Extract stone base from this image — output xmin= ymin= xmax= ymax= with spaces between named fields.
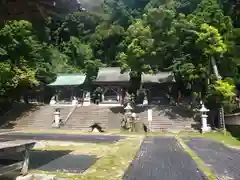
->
xmin=72 ymin=100 xmax=78 ymax=106
xmin=49 ymin=100 xmax=56 ymax=105
xmin=83 ymin=101 xmax=91 ymax=106
xmin=52 ymin=123 xmax=60 ymax=128
xmin=16 ymin=174 xmax=34 ymax=180
xmin=201 ymin=126 xmax=211 ymax=133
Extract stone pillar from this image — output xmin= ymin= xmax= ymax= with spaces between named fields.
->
xmin=117 ymin=87 xmax=120 ymax=102
xmin=101 ymin=94 xmax=104 ymax=102
xmin=148 ymin=108 xmax=152 ymax=132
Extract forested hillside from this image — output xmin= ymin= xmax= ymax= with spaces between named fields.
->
xmin=0 ymin=0 xmax=239 ymax=112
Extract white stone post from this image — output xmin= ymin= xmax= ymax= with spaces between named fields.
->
xmin=199 ymin=102 xmax=211 ymax=133
xmin=53 ymin=109 xmax=60 ymax=128
xmin=102 ymin=94 xmax=104 ymax=102
xmin=148 ymin=108 xmax=152 ymax=132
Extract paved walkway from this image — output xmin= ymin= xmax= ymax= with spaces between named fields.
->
xmin=184 ymin=138 xmax=240 ymax=180
xmin=0 ymin=132 xmax=124 ymax=143
xmin=123 ymin=137 xmax=206 ymax=180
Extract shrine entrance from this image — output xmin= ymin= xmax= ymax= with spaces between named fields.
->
xmin=92 ymin=67 xmax=130 ymax=106
xmin=141 ymin=72 xmax=175 ymax=105
xmin=48 ymin=73 xmax=87 ymax=104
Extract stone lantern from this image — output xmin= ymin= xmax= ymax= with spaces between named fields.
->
xmin=199 ymin=101 xmax=211 ymax=133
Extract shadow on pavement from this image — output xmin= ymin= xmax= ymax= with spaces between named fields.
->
xmin=30 ymin=150 xmax=99 ymax=173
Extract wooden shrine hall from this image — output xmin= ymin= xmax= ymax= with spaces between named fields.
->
xmin=47 ymin=67 xmax=175 ymax=106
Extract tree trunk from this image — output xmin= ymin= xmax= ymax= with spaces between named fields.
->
xmin=211 ymin=56 xmax=221 ymax=80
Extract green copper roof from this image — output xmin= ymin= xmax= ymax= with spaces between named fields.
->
xmin=94 ymin=67 xmax=130 ymax=83
xmin=93 ymin=67 xmax=174 ymax=84
xmin=48 ymin=73 xmax=86 ymax=86
xmin=141 ymin=72 xmax=175 ymax=83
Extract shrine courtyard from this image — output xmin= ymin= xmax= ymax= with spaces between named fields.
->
xmin=1 ymin=130 xmax=240 ymax=180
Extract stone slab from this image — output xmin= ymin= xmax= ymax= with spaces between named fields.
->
xmin=29 ymin=151 xmax=98 ymax=173
xmin=123 ymin=136 xmax=206 ymax=180
xmin=16 ymin=174 xmax=34 ymax=180
xmin=184 ymin=137 xmax=240 ymax=180
xmin=0 ymin=132 xmax=124 ymax=144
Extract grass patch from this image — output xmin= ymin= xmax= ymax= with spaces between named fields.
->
xmin=31 ymin=136 xmax=143 ymax=180
xmin=33 ymin=141 xmax=111 ymax=156
xmin=176 ymin=136 xmax=216 ymax=180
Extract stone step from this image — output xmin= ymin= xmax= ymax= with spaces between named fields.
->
xmin=6 ymin=105 xmax=73 ymax=129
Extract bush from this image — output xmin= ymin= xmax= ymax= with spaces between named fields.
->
xmin=206 ymin=79 xmax=237 ymax=113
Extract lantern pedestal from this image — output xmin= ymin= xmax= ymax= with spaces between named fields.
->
xmin=201 ymin=114 xmax=211 ymax=133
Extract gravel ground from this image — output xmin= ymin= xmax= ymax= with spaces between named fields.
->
xmin=0 ymin=132 xmax=124 ymax=143
xmin=29 ymin=150 xmax=98 ymax=173
xmin=123 ymin=136 xmax=206 ymax=180
xmin=184 ymin=138 xmax=240 ymax=180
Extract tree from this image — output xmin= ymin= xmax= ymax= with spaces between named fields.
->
xmin=61 ymin=36 xmax=102 ymax=78
xmin=91 ymin=23 xmax=125 ymax=66
xmin=117 ymin=19 xmax=154 ymax=92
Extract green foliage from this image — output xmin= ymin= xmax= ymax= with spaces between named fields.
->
xmin=118 ymin=19 xmax=154 ymax=75
xmin=91 ymin=23 xmax=125 ymax=66
xmin=0 ymin=0 xmax=239 ymax=111
xmin=196 ymin=23 xmax=227 ymax=55
xmin=206 ymin=79 xmax=236 ymax=112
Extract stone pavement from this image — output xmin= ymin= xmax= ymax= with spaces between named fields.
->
xmin=123 ymin=136 xmax=206 ymax=180
xmin=0 ymin=132 xmax=124 ymax=143
xmin=184 ymin=138 xmax=240 ymax=180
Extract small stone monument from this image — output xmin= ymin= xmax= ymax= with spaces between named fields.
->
xmin=143 ymin=96 xmax=148 ymax=106
xmin=199 ymin=101 xmax=211 ymax=133
xmin=49 ymin=96 xmax=56 ymax=105
xmin=72 ymin=96 xmax=78 ymax=106
xmin=83 ymin=92 xmax=91 ymax=106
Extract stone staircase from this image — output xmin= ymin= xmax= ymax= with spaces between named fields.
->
xmin=138 ymin=105 xmax=199 ymax=132
xmin=63 ymin=105 xmax=123 ymax=130
xmin=2 ymin=104 xmax=73 ymax=129
xmin=1 ymin=103 xmax=199 ymax=131
xmin=62 ymin=105 xmax=199 ymax=132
